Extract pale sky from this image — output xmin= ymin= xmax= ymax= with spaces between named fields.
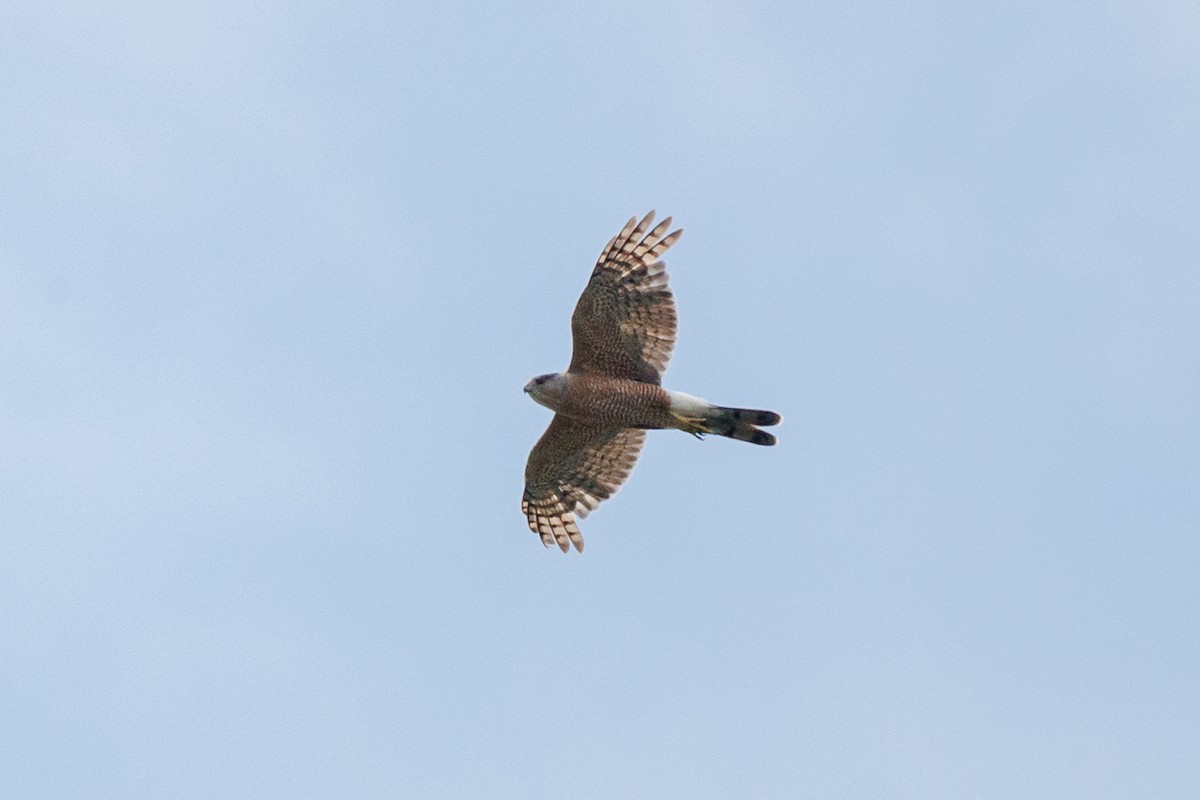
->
xmin=2 ymin=2 xmax=1198 ymax=798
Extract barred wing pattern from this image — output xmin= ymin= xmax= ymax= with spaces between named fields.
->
xmin=522 ymin=415 xmax=647 ymax=553
xmin=568 ymin=211 xmax=682 ymax=385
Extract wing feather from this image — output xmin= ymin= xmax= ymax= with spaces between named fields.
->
xmin=522 ymin=416 xmax=646 ymax=552
xmin=568 ymin=211 xmax=682 ymax=384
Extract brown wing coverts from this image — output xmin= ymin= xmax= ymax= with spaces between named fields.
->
xmin=522 ymin=416 xmax=647 ymax=552
xmin=568 ymin=211 xmax=682 ymax=384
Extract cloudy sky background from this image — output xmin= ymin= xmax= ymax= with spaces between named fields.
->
xmin=2 ymin=2 xmax=1198 ymax=797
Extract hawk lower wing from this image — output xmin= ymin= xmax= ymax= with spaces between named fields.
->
xmin=522 ymin=415 xmax=647 ymax=552
xmin=568 ymin=211 xmax=682 ymax=384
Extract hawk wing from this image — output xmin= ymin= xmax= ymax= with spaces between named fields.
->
xmin=522 ymin=415 xmax=647 ymax=552
xmin=568 ymin=211 xmax=682 ymax=384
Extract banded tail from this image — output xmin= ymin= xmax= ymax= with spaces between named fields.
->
xmin=667 ymin=391 xmax=782 ymax=446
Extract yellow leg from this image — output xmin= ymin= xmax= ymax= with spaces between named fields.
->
xmin=670 ymin=411 xmax=708 ymax=436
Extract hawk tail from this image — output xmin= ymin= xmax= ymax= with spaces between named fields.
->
xmin=667 ymin=391 xmax=781 ymax=446
xmin=702 ymin=406 xmax=781 ymax=446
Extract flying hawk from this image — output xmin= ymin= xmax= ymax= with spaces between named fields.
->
xmin=522 ymin=212 xmax=780 ymax=552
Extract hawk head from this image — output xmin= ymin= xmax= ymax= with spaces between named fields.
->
xmin=524 ymin=373 xmax=568 ymax=412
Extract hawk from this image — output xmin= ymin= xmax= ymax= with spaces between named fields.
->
xmin=522 ymin=211 xmax=781 ymax=552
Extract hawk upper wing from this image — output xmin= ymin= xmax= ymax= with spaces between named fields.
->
xmin=568 ymin=211 xmax=682 ymax=384
xmin=522 ymin=414 xmax=647 ymax=552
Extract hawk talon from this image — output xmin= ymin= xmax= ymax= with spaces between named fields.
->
xmin=669 ymin=411 xmax=708 ymax=436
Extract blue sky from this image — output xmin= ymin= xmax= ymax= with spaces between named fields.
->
xmin=2 ymin=1 xmax=1197 ymax=797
